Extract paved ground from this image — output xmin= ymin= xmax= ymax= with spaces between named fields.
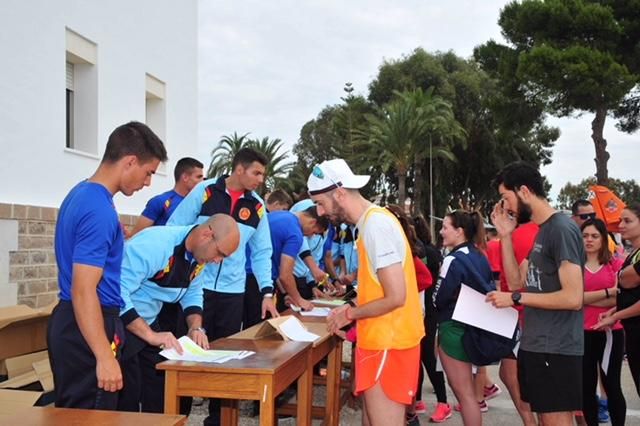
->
xmin=187 ymin=359 xmax=640 ymax=425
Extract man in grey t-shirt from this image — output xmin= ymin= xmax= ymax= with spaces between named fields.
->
xmin=487 ymin=161 xmax=585 ymax=426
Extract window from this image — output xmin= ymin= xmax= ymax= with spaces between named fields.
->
xmin=145 ymin=73 xmax=167 ymax=173
xmin=65 ymin=28 xmax=98 ymax=156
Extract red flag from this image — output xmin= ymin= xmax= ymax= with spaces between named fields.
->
xmin=587 ymin=185 xmax=626 ymax=232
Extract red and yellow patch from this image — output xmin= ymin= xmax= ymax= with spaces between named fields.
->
xmin=256 ymin=203 xmax=265 ymax=219
xmin=239 ymin=207 xmax=251 ymax=221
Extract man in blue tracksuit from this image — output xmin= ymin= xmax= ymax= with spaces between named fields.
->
xmin=117 ymin=214 xmax=239 ymax=413
xmin=166 ymin=148 xmax=276 ymax=426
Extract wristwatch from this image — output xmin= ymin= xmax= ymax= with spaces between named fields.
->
xmin=189 ymin=327 xmax=207 ymax=335
xmin=511 ymin=291 xmax=522 ymax=307
xmin=263 ymin=293 xmax=273 ymax=299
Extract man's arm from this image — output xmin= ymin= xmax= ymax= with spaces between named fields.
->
xmin=125 ymin=317 xmax=183 ymax=353
xmin=487 ymin=260 xmax=583 ymax=310
xmin=185 ymin=313 xmax=208 ymax=349
xmin=166 ymin=181 xmax=207 ymax=225
xmin=129 ymin=216 xmax=154 ymax=238
xmin=71 ymin=264 xmax=123 ymax=392
xmin=492 ymin=203 xmax=525 ymax=290
xmin=279 ymin=255 xmax=313 ymax=311
xmin=328 ymin=262 xmax=405 ymax=333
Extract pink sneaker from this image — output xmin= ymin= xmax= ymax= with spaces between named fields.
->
xmin=430 ymin=402 xmax=453 ymax=423
xmin=414 ymin=400 xmax=427 ymax=414
xmin=483 ymin=383 xmax=502 ymax=400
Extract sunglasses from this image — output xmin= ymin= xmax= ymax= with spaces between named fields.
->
xmin=577 ymin=213 xmax=596 ymax=220
xmin=311 ymin=165 xmax=342 ymax=192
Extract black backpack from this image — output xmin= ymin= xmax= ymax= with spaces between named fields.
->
xmin=452 ymin=251 xmax=520 ymax=366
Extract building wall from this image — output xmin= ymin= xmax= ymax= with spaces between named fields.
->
xmin=0 ymin=0 xmax=199 ymax=216
xmin=0 ymin=1 xmax=199 ymax=307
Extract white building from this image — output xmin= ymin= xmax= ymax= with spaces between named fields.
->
xmin=0 ymin=0 xmax=199 ymax=214
xmin=0 ymin=1 xmax=199 ymax=307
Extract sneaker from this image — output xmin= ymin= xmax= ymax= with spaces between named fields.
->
xmin=406 ymin=413 xmax=420 ymax=426
xmin=483 ymin=384 xmax=502 ymax=400
xmin=598 ymin=398 xmax=610 ymax=423
xmin=430 ymin=402 xmax=453 ymax=423
xmin=414 ymin=400 xmax=427 ymax=414
xmin=454 ymin=400 xmax=488 ymax=413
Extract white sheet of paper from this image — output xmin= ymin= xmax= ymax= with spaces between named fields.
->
xmin=160 ymin=336 xmax=255 ymax=363
xmin=277 ymin=316 xmax=320 ymax=342
xmin=299 ymin=307 xmax=331 ymax=317
xmin=452 ymin=284 xmax=518 ymax=338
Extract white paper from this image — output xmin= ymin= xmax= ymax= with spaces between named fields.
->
xmin=160 ymin=336 xmax=255 ymax=363
xmin=452 ymin=284 xmax=519 ymax=338
xmin=277 ymin=316 xmax=320 ymax=342
xmin=299 ymin=307 xmax=331 ymax=317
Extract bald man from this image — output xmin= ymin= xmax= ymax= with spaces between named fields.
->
xmin=117 ymin=214 xmax=239 ymax=413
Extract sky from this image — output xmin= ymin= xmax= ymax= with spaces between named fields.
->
xmin=198 ymin=0 xmax=637 ymax=202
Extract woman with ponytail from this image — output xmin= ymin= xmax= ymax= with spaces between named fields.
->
xmin=433 ymin=210 xmax=492 ymax=426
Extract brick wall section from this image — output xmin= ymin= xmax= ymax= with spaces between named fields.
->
xmin=0 ymin=202 xmax=138 ymax=308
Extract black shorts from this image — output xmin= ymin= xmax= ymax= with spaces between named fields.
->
xmin=518 ymin=349 xmax=582 ymax=413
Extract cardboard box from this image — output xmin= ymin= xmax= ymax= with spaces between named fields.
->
xmin=0 ymin=352 xmax=54 ymax=417
xmin=230 ymin=315 xmax=330 ymax=346
xmin=0 ymin=303 xmax=55 ymax=369
xmin=0 ymin=389 xmax=42 ymax=421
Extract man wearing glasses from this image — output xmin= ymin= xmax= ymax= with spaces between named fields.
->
xmin=571 ymin=199 xmax=597 ymax=226
xmin=307 ymin=159 xmax=424 ymax=426
xmin=117 ymin=214 xmax=240 ymax=413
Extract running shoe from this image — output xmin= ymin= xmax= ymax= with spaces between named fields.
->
xmin=453 ymin=400 xmax=488 ymax=413
xmin=430 ymin=402 xmax=452 ymax=423
xmin=406 ymin=412 xmax=421 ymax=426
xmin=598 ymin=398 xmax=610 ymax=423
xmin=483 ymin=383 xmax=502 ymax=400
xmin=414 ymin=400 xmax=427 ymax=414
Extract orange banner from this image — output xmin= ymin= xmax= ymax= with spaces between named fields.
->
xmin=587 ymin=185 xmax=626 ymax=233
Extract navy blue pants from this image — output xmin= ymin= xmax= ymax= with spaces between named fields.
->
xmin=47 ymin=301 xmax=124 ymax=410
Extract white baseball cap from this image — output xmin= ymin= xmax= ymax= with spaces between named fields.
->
xmin=307 ymin=159 xmax=370 ymax=195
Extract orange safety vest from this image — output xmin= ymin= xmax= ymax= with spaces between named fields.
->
xmin=355 ymin=207 xmax=425 ymax=350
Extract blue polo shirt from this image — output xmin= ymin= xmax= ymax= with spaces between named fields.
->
xmin=268 ymin=211 xmax=304 ymax=279
xmin=54 ymin=181 xmax=124 ymax=308
xmin=141 ymin=189 xmax=184 ymax=226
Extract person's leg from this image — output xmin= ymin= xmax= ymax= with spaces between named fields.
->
xmin=139 ymin=343 xmax=166 ymax=413
xmin=475 ymin=367 xmax=487 ymax=406
xmin=601 ymin=329 xmax=626 ymax=426
xmin=582 ymin=332 xmax=600 ymax=426
xmin=624 ymin=325 xmax=640 ymax=397
xmin=361 ymin=381 xmax=406 ymax=426
xmin=242 ymin=273 xmax=262 ymax=329
xmin=204 ymin=292 xmax=245 ymax=426
xmin=499 ymin=357 xmax=536 ymax=425
xmin=438 ymin=347 xmax=481 ymax=426
xmin=538 ymin=412 xmax=574 ymax=426
xmin=423 ymin=297 xmax=447 ymax=404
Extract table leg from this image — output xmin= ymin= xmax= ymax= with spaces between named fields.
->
xmin=220 ymin=399 xmax=239 ymax=426
xmin=163 ymin=371 xmax=180 ymax=414
xmin=297 ymin=349 xmax=313 ymax=426
xmin=325 ymin=339 xmax=343 ymax=426
xmin=259 ymin=380 xmax=275 ymax=426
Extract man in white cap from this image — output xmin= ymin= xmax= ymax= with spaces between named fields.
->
xmin=307 ymin=159 xmax=425 ymax=426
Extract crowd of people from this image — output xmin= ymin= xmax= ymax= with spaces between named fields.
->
xmin=47 ymin=121 xmax=640 ymax=426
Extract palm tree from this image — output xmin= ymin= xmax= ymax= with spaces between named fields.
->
xmin=246 ymin=137 xmax=294 ymax=192
xmin=207 ymin=132 xmax=251 ymax=178
xmin=396 ymin=87 xmax=466 ymax=215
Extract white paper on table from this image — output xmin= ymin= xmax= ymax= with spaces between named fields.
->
xmin=452 ymin=284 xmax=519 ymax=338
xmin=299 ymin=307 xmax=331 ymax=317
xmin=160 ymin=336 xmax=255 ymax=363
xmin=277 ymin=316 xmax=320 ymax=342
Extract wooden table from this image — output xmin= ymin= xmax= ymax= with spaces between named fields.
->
xmin=0 ymin=406 xmax=186 ymax=425
xmin=230 ymin=311 xmax=344 ymax=426
xmin=157 ymin=338 xmax=311 ymax=426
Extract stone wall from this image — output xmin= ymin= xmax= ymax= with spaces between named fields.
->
xmin=0 ymin=203 xmax=137 ymax=308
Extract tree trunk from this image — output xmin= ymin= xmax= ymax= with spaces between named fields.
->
xmin=591 ymin=107 xmax=610 ymax=186
xmin=413 ymin=153 xmax=423 ymax=215
xmin=398 ymin=170 xmax=406 ymax=209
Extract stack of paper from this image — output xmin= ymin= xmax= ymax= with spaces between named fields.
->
xmin=299 ymin=307 xmax=331 ymax=317
xmin=277 ymin=316 xmax=320 ymax=342
xmin=160 ymin=336 xmax=255 ymax=363
xmin=311 ymin=299 xmax=346 ymax=307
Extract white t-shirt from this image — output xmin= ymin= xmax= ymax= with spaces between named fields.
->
xmin=355 ymin=206 xmax=406 ymax=278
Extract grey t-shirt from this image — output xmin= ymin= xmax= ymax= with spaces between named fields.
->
xmin=521 ymin=212 xmax=585 ymax=355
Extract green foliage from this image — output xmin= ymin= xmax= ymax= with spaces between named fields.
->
xmin=489 ymin=0 xmax=640 ymax=184
xmin=556 ymin=176 xmax=640 ymax=209
xmin=207 ymin=132 xmax=251 ymax=178
xmin=246 ymin=137 xmax=293 ymax=193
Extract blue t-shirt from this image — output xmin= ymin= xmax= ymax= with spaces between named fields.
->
xmin=141 ymin=189 xmax=184 ymax=226
xmin=55 ymin=181 xmax=124 ymax=307
xmin=268 ymin=211 xmax=304 ymax=280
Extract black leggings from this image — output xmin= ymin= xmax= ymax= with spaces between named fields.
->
xmin=582 ymin=330 xmax=626 ymax=426
xmin=624 ymin=324 xmax=640 ymax=398
xmin=417 ymin=287 xmax=447 ymax=403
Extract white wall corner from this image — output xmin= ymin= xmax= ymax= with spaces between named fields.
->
xmin=0 ymin=219 xmax=19 ymax=307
